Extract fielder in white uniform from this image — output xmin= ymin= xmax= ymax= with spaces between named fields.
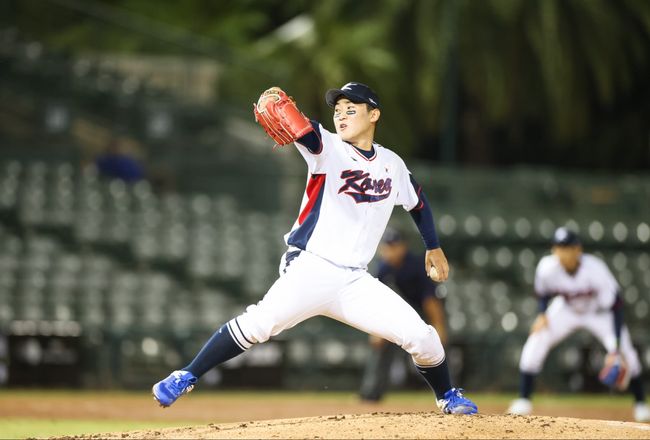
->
xmin=507 ymin=227 xmax=650 ymax=422
xmin=152 ymin=82 xmax=477 ymax=415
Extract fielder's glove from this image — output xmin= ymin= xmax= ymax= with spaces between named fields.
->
xmin=598 ymin=352 xmax=630 ymax=391
xmin=253 ymin=87 xmax=312 ymax=146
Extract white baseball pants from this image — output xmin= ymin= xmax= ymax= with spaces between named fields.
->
xmin=519 ymin=298 xmax=642 ymax=377
xmin=232 ymin=249 xmax=445 ymax=367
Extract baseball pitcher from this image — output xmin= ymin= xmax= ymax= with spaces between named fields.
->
xmin=152 ymin=83 xmax=477 ymax=415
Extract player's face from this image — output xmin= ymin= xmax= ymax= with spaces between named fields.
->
xmin=333 ymin=98 xmax=380 ymax=145
xmin=379 ymin=241 xmax=408 ymax=267
xmin=552 ymin=245 xmax=583 ymax=273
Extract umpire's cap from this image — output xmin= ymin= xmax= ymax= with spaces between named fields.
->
xmin=381 ymin=227 xmax=404 ymax=245
xmin=552 ymin=227 xmax=581 ymax=246
xmin=326 ymin=82 xmax=381 ymax=109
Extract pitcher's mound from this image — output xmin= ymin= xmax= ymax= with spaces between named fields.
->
xmin=66 ymin=412 xmax=650 ymax=439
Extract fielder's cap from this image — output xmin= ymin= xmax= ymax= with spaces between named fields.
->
xmin=325 ymin=82 xmax=381 ymax=109
xmin=381 ymin=227 xmax=404 ymax=245
xmin=552 ymin=227 xmax=581 ymax=246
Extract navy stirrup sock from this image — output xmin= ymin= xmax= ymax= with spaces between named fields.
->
xmin=416 ymin=358 xmax=453 ymax=400
xmin=184 ymin=323 xmax=246 ymax=378
xmin=520 ymin=372 xmax=536 ymax=399
xmin=629 ymin=376 xmax=646 ymax=403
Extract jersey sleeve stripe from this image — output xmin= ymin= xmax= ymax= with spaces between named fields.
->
xmin=408 ymin=175 xmax=425 ymax=210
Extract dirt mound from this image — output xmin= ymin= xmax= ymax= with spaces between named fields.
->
xmin=62 ymin=412 xmax=650 ymax=439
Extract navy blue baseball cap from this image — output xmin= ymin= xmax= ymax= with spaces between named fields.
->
xmin=325 ymin=82 xmax=381 ymax=109
xmin=381 ymin=227 xmax=404 ymax=245
xmin=552 ymin=227 xmax=581 ymax=246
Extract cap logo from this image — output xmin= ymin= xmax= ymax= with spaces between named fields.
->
xmin=555 ymin=228 xmax=568 ymax=242
xmin=368 ymin=98 xmax=377 ymax=105
xmin=342 ymin=84 xmax=354 ymax=91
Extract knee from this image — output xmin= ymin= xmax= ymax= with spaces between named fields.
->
xmin=233 ymin=304 xmax=272 ymax=345
xmin=402 ymin=325 xmax=445 ymax=367
xmin=623 ymin=348 xmax=642 ymax=377
xmin=518 ymin=334 xmax=548 ymax=374
xmin=519 ymin=357 xmax=542 ymax=375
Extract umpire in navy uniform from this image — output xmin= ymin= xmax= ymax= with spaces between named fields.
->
xmin=359 ymin=227 xmax=448 ymax=402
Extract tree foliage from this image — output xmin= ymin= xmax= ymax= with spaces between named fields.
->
xmin=4 ymin=0 xmax=650 ymax=169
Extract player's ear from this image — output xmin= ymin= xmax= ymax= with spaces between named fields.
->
xmin=369 ymin=108 xmax=380 ymax=123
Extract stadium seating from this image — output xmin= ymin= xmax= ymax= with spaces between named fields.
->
xmin=1 ymin=157 xmax=649 ymax=389
xmin=2 ymin=160 xmax=649 ymax=335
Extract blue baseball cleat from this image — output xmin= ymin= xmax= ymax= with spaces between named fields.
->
xmin=152 ymin=370 xmax=197 ymax=407
xmin=437 ymin=388 xmax=478 ymax=415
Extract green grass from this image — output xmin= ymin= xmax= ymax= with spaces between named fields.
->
xmin=0 ymin=419 xmax=196 ymax=439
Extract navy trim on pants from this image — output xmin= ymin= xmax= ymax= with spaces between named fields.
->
xmin=283 ymin=250 xmax=302 ymax=273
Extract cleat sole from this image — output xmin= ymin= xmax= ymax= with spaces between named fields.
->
xmin=449 ymin=405 xmax=478 ymax=415
xmin=152 ymin=387 xmax=169 ymax=408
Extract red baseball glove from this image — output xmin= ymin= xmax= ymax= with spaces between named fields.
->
xmin=599 ymin=352 xmax=630 ymax=391
xmin=253 ymin=87 xmax=312 ymax=146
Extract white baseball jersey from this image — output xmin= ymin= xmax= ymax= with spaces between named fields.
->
xmin=520 ymin=252 xmax=641 ymax=376
xmin=284 ymin=122 xmax=420 ymax=269
xmin=534 ymin=253 xmax=619 ymax=314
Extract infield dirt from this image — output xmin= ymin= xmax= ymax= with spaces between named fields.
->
xmin=62 ymin=413 xmax=650 ymax=439
xmin=3 ymin=391 xmax=648 ymax=439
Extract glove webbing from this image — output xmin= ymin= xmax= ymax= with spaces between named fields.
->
xmin=257 ymin=107 xmax=294 ymax=145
